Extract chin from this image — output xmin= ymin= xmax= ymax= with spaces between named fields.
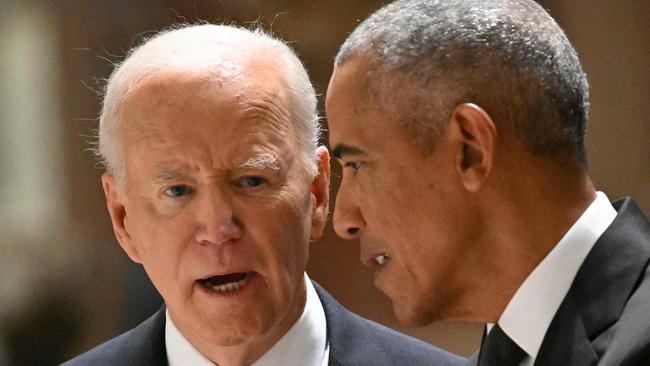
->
xmin=190 ymin=309 xmax=273 ymax=346
xmin=392 ymin=300 xmax=436 ymax=327
xmin=197 ymin=320 xmax=266 ymax=346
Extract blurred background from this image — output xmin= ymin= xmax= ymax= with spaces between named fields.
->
xmin=0 ymin=0 xmax=647 ymax=364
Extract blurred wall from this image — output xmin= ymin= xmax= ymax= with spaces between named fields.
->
xmin=0 ymin=0 xmax=647 ymax=364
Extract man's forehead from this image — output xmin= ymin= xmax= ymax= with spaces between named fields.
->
xmin=122 ymin=60 xmax=289 ymax=109
xmin=118 ymin=62 xmax=303 ymax=178
xmin=120 ymin=68 xmax=293 ymax=135
xmin=118 ymin=70 xmax=239 ymax=138
xmin=327 ymin=77 xmax=375 ymax=159
xmin=327 ymin=55 xmax=378 ymax=127
xmin=124 ymin=68 xmax=239 ymax=104
xmin=328 ymin=56 xmax=416 ymax=160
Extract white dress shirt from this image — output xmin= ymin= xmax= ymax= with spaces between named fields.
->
xmin=488 ymin=191 xmax=617 ymax=366
xmin=166 ymin=273 xmax=329 ymax=366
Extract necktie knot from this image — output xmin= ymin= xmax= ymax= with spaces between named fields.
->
xmin=478 ymin=324 xmax=526 ymax=366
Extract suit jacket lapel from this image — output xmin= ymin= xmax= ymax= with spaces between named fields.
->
xmin=328 ymin=356 xmax=344 ymax=366
xmin=312 ymin=282 xmax=344 ymax=366
xmin=535 ymin=296 xmax=597 ymax=365
xmin=138 ymin=306 xmax=168 ymax=366
xmin=312 ymin=281 xmax=366 ymax=366
xmin=536 ymin=198 xmax=650 ymax=365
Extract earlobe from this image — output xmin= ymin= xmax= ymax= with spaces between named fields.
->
xmin=102 ymin=174 xmax=141 ymax=263
xmin=450 ymin=103 xmax=497 ymax=192
xmin=310 ymin=146 xmax=331 ymax=240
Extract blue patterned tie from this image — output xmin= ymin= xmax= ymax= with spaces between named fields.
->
xmin=477 ymin=324 xmax=526 ymax=366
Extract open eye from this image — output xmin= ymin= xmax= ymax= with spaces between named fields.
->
xmin=344 ymin=161 xmax=363 ymax=170
xmin=163 ymin=185 xmax=191 ymax=197
xmin=239 ymin=176 xmax=267 ymax=188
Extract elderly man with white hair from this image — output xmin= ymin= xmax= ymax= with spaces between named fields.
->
xmin=62 ymin=24 xmax=463 ymax=366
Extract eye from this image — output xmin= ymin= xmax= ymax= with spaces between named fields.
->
xmin=239 ymin=176 xmax=267 ymax=188
xmin=163 ymin=185 xmax=190 ymax=197
xmin=344 ymin=161 xmax=363 ymax=170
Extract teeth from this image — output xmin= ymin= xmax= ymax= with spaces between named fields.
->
xmin=206 ymin=274 xmax=249 ymax=293
xmin=374 ymin=254 xmax=390 ymax=266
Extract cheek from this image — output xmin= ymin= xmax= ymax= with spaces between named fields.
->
xmin=270 ymin=208 xmax=310 ymax=264
xmin=357 ymin=171 xmax=407 ymax=218
xmin=130 ymin=208 xmax=186 ymax=250
xmin=126 ymin=203 xmax=194 ymax=285
xmin=361 ymin=189 xmax=409 ymax=238
xmin=251 ymin=192 xmax=311 ymax=279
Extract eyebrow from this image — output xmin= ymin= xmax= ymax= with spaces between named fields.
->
xmin=237 ymin=153 xmax=281 ymax=170
xmin=331 ymin=144 xmax=366 ymax=159
xmin=150 ymin=154 xmax=281 ymax=183
xmin=152 ymin=168 xmax=185 ymax=183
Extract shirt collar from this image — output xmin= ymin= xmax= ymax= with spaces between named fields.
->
xmin=495 ymin=191 xmax=617 ymax=360
xmin=165 ymin=272 xmax=328 ymax=366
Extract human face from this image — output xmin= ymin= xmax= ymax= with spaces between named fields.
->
xmin=326 ymin=56 xmax=478 ymax=325
xmin=103 ymin=68 xmax=329 ymax=358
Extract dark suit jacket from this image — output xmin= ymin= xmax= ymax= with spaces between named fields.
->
xmin=468 ymin=198 xmax=650 ymax=366
xmin=535 ymin=198 xmax=650 ymax=366
xmin=63 ymin=282 xmax=464 ymax=366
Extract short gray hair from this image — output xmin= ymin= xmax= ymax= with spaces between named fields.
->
xmin=97 ymin=24 xmax=320 ymax=186
xmin=336 ymin=0 xmax=589 ymax=163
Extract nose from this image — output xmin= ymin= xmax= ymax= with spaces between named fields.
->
xmin=194 ymin=188 xmax=242 ymax=245
xmin=333 ymin=179 xmax=366 ymax=240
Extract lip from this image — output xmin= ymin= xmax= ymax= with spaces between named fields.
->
xmin=361 ymin=251 xmax=391 ymax=268
xmin=362 ymin=253 xmax=379 ymax=267
xmin=196 ymin=271 xmax=259 ymax=297
xmin=198 ymin=268 xmax=255 ymax=280
xmin=359 ymin=237 xmax=390 ymax=267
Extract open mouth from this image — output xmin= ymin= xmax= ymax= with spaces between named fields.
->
xmin=363 ymin=252 xmax=391 ymax=268
xmin=374 ymin=254 xmax=390 ymax=266
xmin=199 ymin=272 xmax=251 ymax=294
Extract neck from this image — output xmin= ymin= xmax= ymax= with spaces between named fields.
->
xmin=457 ymin=152 xmax=597 ymax=323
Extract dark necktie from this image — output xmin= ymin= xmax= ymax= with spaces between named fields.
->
xmin=477 ymin=324 xmax=527 ymax=366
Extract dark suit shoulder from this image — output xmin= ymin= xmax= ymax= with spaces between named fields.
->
xmin=597 ymin=198 xmax=650 ymax=365
xmin=537 ymin=198 xmax=650 ymax=366
xmin=61 ymin=308 xmax=166 ymax=366
xmin=599 ymin=260 xmax=650 ymax=365
xmin=313 ymin=282 xmax=464 ymax=366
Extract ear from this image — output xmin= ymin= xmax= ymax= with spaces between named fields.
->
xmin=448 ymin=103 xmax=497 ymax=192
xmin=309 ymin=146 xmax=330 ymax=240
xmin=102 ymin=173 xmax=141 ymax=263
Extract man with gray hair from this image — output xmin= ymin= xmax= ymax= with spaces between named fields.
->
xmin=63 ymin=24 xmax=463 ymax=366
xmin=326 ymin=0 xmax=650 ymax=365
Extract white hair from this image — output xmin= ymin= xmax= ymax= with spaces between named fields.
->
xmin=96 ymin=24 xmax=320 ymax=187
